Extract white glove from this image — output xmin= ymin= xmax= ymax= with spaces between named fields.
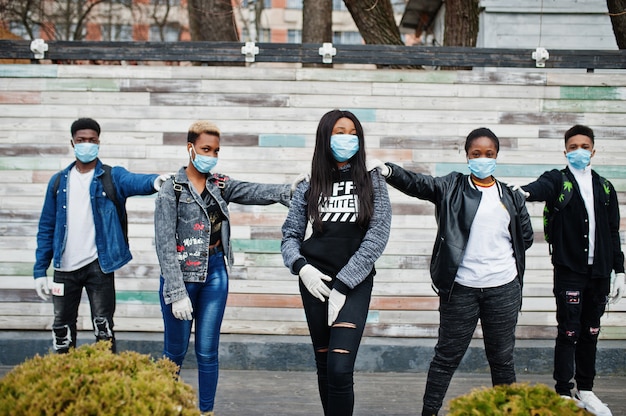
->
xmin=507 ymin=183 xmax=530 ymax=199
xmin=328 ymin=289 xmax=347 ymax=326
xmin=154 ymin=173 xmax=172 ymax=191
xmin=35 ymin=277 xmax=50 ymax=301
xmin=299 ymin=264 xmax=332 ymax=302
xmin=171 ymin=296 xmax=193 ymax=320
xmin=366 ymin=158 xmax=390 ymax=177
xmin=291 ymin=173 xmax=310 ymax=193
xmin=609 ymin=273 xmax=625 ymax=304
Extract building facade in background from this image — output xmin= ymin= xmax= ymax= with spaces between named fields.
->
xmin=400 ymin=0 xmax=617 ymax=49
xmin=3 ymin=0 xmax=407 ymax=44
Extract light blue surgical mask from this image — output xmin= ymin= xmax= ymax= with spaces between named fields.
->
xmin=189 ymin=146 xmax=218 ymax=174
xmin=330 ymin=134 xmax=359 ymax=162
xmin=468 ymin=157 xmax=497 ymax=179
xmin=566 ymin=148 xmax=591 ymax=170
xmin=73 ymin=142 xmax=99 ymax=163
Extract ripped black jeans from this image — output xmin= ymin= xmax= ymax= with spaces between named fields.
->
xmin=52 ymin=259 xmax=116 ymax=353
xmin=300 ymin=273 xmax=373 ymax=416
xmin=553 ymin=266 xmax=609 ymax=395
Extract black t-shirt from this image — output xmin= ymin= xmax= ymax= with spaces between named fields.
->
xmin=201 ymin=188 xmax=225 ymax=245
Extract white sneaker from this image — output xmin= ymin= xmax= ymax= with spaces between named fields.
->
xmin=576 ymin=390 xmax=612 ymax=416
xmin=560 ymin=395 xmax=585 ymax=409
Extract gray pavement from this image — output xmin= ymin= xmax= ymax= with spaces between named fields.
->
xmin=1 ymin=331 xmax=625 ymax=415
xmin=186 ymin=369 xmax=625 ymax=415
xmin=1 ymin=367 xmax=624 ymax=415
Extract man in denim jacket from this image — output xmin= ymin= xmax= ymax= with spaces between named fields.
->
xmin=33 ymin=117 xmax=167 ymax=353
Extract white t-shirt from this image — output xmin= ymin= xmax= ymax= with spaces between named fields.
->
xmin=58 ymin=167 xmax=98 ymax=272
xmin=567 ymin=161 xmax=595 ymax=265
xmin=455 ymin=182 xmax=518 ymax=288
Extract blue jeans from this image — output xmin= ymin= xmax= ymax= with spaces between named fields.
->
xmin=422 ymin=279 xmax=521 ymax=415
xmin=553 ymin=266 xmax=609 ymax=395
xmin=52 ymin=259 xmax=116 ymax=353
xmin=160 ymin=252 xmax=229 ymax=412
xmin=300 ymin=274 xmax=373 ymax=416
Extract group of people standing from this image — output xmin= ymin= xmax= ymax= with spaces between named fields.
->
xmin=33 ymin=113 xmax=624 ymax=416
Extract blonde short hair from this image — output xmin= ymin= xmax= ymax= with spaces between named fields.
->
xmin=187 ymin=121 xmax=221 ymax=142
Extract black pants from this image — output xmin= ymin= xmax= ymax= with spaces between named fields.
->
xmin=300 ymin=274 xmax=373 ymax=416
xmin=553 ymin=266 xmax=609 ymax=395
xmin=52 ymin=259 xmax=116 ymax=353
xmin=422 ymin=279 xmax=521 ymax=415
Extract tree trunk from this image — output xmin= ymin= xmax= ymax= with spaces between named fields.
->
xmin=443 ymin=0 xmax=480 ymax=70
xmin=343 ymin=0 xmax=415 ymax=68
xmin=303 ymin=0 xmax=332 ymax=43
xmin=343 ymin=0 xmax=404 ymax=45
xmin=607 ymin=0 xmax=626 ymax=48
xmin=302 ymin=0 xmax=332 ymax=68
xmin=187 ymin=0 xmax=239 ymax=42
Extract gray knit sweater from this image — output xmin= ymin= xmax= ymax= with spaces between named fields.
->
xmin=281 ymin=168 xmax=391 ymax=290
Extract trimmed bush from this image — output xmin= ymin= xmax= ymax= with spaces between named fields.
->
xmin=0 ymin=342 xmax=200 ymax=416
xmin=448 ymin=382 xmax=592 ymax=415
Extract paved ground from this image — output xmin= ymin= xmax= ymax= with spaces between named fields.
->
xmin=1 ymin=365 xmax=623 ymax=415
xmin=183 ymin=369 xmax=623 ymax=415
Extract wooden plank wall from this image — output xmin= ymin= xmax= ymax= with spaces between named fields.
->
xmin=0 ymin=64 xmax=624 ymax=341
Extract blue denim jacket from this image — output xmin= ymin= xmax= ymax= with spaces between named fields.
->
xmin=155 ymin=166 xmax=291 ymax=305
xmin=34 ymin=159 xmax=159 ymax=278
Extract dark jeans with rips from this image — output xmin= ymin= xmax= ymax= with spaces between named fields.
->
xmin=300 ymin=273 xmax=373 ymax=416
xmin=422 ymin=278 xmax=521 ymax=416
xmin=553 ymin=266 xmax=609 ymax=396
xmin=52 ymin=259 xmax=116 ymax=353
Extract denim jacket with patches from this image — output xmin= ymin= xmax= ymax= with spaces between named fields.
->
xmin=155 ymin=166 xmax=291 ymax=305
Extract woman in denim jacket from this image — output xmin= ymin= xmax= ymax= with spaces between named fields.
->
xmin=155 ymin=120 xmax=292 ymax=416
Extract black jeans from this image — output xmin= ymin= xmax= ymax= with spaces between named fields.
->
xmin=553 ymin=266 xmax=609 ymax=395
xmin=300 ymin=274 xmax=373 ymax=416
xmin=422 ymin=279 xmax=521 ymax=416
xmin=52 ymin=259 xmax=116 ymax=353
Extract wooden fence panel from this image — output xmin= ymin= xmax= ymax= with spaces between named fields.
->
xmin=0 ymin=63 xmax=625 ymax=342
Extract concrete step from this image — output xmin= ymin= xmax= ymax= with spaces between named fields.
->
xmin=1 ymin=331 xmax=624 ymax=375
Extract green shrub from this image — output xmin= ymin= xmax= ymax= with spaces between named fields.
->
xmin=448 ymin=382 xmax=592 ymax=416
xmin=0 ymin=341 xmax=200 ymax=416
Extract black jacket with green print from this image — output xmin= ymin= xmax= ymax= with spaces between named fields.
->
xmin=523 ymin=167 xmax=624 ymax=278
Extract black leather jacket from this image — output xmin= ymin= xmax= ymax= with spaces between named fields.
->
xmin=385 ymin=163 xmax=534 ymax=299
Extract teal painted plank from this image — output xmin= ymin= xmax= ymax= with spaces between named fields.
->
xmin=543 ymin=99 xmax=626 ymax=113
xmin=366 ymin=310 xmax=379 ymax=324
xmin=47 ymin=79 xmax=119 ymax=92
xmin=594 ymin=166 xmax=626 ymax=179
xmin=116 ymin=290 xmax=160 ymax=304
xmin=231 ymin=239 xmax=281 ymax=253
xmin=343 ymin=108 xmax=377 ymax=122
xmin=0 ymin=64 xmax=58 ymax=78
xmin=435 ymin=163 xmax=626 ymax=179
xmin=561 ymin=86 xmax=622 ymax=100
xmin=258 ymin=134 xmax=306 ymax=148
xmin=298 ymin=70 xmax=457 ymax=84
xmin=0 ymin=262 xmax=34 ymax=276
xmin=0 ymin=157 xmax=62 ymax=170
